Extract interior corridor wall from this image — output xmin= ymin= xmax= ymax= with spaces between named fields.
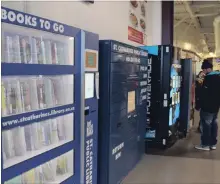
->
xmin=2 ymin=1 xmax=158 ymax=46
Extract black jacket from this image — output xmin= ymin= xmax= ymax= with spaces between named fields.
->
xmin=195 ymin=78 xmax=203 ymax=110
xmin=200 ymin=71 xmax=220 ymax=113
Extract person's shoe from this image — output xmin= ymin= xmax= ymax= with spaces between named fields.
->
xmin=210 ymin=145 xmax=217 ymax=150
xmin=195 ymin=145 xmax=210 ymax=151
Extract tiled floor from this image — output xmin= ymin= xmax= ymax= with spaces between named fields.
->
xmin=123 ymin=155 xmax=220 ymax=184
xmin=148 ymin=112 xmax=220 ymax=160
xmin=123 ymin=112 xmax=220 ymax=184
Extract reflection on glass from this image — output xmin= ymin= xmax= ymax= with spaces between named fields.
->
xmin=2 ymin=114 xmax=74 ymax=169
xmin=2 ymin=23 xmax=74 ymax=65
xmin=1 ymin=75 xmax=74 ymax=117
xmin=4 ymin=150 xmax=74 ymax=184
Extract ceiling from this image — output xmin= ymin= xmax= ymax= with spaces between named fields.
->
xmin=174 ymin=1 xmax=220 ymax=55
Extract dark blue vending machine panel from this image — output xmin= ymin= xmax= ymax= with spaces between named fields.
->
xmin=140 ymin=45 xmax=182 ymax=148
xmin=1 ymin=7 xmax=98 ymax=184
xmin=99 ymin=40 xmax=148 ymax=184
xmin=82 ymin=31 xmax=99 ymax=184
xmin=180 ymin=59 xmax=192 ymax=137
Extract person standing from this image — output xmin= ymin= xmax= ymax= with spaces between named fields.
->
xmin=195 ymin=71 xmax=205 ymax=132
xmin=195 ymin=60 xmax=220 ymax=151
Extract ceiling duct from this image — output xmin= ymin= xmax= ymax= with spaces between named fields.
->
xmin=214 ymin=16 xmax=220 ymax=57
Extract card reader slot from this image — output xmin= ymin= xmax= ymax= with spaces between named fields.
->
xmin=85 ymin=109 xmax=89 ymax=116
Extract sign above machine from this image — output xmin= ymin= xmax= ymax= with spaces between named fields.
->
xmin=1 ymin=7 xmax=75 ymax=36
xmin=112 ymin=42 xmax=148 ymax=57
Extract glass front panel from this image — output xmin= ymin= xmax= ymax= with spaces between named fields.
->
xmin=4 ymin=150 xmax=74 ymax=183
xmin=1 ymin=75 xmax=74 ymax=117
xmin=1 ymin=23 xmax=74 ymax=65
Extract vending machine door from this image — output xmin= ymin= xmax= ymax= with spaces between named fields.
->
xmin=179 ymin=58 xmax=192 ymax=137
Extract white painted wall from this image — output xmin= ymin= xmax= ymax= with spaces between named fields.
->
xmin=2 ymin=1 xmax=160 ymax=47
xmin=145 ymin=1 xmax=162 ymax=45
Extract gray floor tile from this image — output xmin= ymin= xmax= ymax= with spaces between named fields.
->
xmin=123 ymin=113 xmax=220 ymax=184
xmin=123 ymin=155 xmax=219 ymax=184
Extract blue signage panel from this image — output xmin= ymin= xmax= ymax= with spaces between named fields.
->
xmin=1 ymin=7 xmax=80 ymax=36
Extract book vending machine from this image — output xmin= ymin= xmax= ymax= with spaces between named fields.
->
xmin=140 ymin=45 xmax=183 ymax=148
xmin=98 ymin=40 xmax=148 ymax=184
xmin=1 ymin=7 xmax=99 ymax=184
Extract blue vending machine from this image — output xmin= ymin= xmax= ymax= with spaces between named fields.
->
xmin=1 ymin=7 xmax=99 ymax=184
xmin=140 ymin=45 xmax=184 ymax=149
xmin=98 ymin=40 xmax=148 ymax=184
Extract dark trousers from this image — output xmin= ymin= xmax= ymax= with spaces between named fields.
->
xmin=200 ymin=110 xmax=218 ymax=146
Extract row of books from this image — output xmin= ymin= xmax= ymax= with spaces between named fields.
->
xmin=1 ymin=76 xmax=74 ymax=117
xmin=2 ymin=32 xmax=71 ymax=65
xmin=172 ymin=92 xmax=180 ymax=105
xmin=5 ymin=150 xmax=74 ymax=184
xmin=171 ymin=75 xmax=181 ymax=89
xmin=2 ymin=114 xmax=73 ymax=162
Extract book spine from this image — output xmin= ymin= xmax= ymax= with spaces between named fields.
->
xmin=20 ymin=37 xmax=28 ymax=64
xmin=50 ymin=119 xmax=59 ymax=144
xmin=41 ymin=120 xmax=52 ymax=146
xmin=66 ymin=150 xmax=74 ymax=174
xmin=41 ymin=39 xmax=46 ymax=64
xmin=63 ymin=114 xmax=74 ymax=140
xmin=42 ymin=161 xmax=56 ymax=181
xmin=31 ymin=123 xmax=42 ymax=150
xmin=32 ymin=38 xmax=38 ymax=64
xmin=2 ymin=130 xmax=15 ymax=159
xmin=57 ymin=43 xmax=65 ymax=65
xmin=29 ymin=78 xmax=39 ymax=110
xmin=13 ymin=35 xmax=21 ymax=63
xmin=52 ymin=42 xmax=58 ymax=64
xmin=57 ymin=116 xmax=65 ymax=141
xmin=24 ymin=124 xmax=34 ymax=151
xmin=12 ymin=127 xmax=27 ymax=156
xmin=44 ymin=78 xmax=54 ymax=108
xmin=22 ymin=169 xmax=35 ymax=184
xmin=15 ymin=80 xmax=23 ymax=113
xmin=5 ymin=36 xmax=13 ymax=63
xmin=45 ymin=40 xmax=52 ymax=64
xmin=51 ymin=77 xmax=64 ymax=105
xmin=37 ymin=78 xmax=46 ymax=109
xmin=5 ymin=82 xmax=13 ymax=115
xmin=1 ymin=83 xmax=7 ymax=116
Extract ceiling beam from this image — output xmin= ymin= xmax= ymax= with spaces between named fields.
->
xmin=174 ymin=16 xmax=189 ymax=28
xmin=200 ymin=27 xmax=214 ymax=34
xmin=203 ymin=32 xmax=214 ymax=35
xmin=182 ymin=1 xmax=209 ymax=52
xmin=195 ymin=12 xmax=219 ymax=17
xmin=191 ymin=4 xmax=220 ymax=9
xmin=175 ymin=12 xmax=219 ymax=18
xmin=175 ymin=3 xmax=220 ymax=10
